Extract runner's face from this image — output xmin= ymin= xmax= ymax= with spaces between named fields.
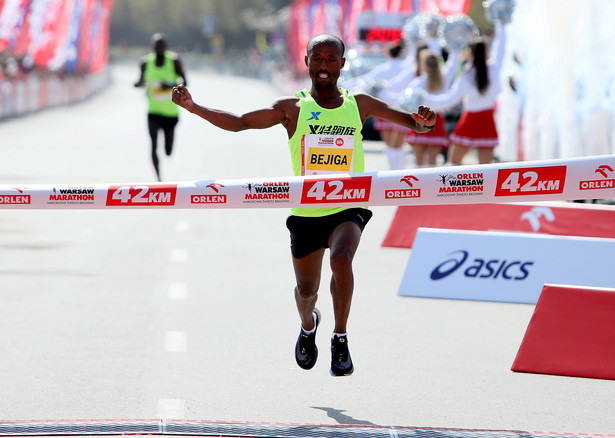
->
xmin=154 ymin=40 xmax=167 ymax=55
xmin=306 ymin=41 xmax=345 ymax=88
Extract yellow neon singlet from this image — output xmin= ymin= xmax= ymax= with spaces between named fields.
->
xmin=144 ymin=51 xmax=181 ymax=117
xmin=288 ymin=88 xmax=366 ymax=217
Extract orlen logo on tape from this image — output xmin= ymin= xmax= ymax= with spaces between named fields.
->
xmin=0 ymin=188 xmax=30 ymax=204
xmin=385 ymin=175 xmax=420 ymax=199
xmin=495 ymin=166 xmax=566 ymax=196
xmin=579 ymin=165 xmax=615 ymax=190
xmin=191 ymin=183 xmax=226 ymax=204
xmin=301 ymin=176 xmax=371 ymax=204
xmin=106 ymin=184 xmax=177 ymax=206
xmin=430 ymin=250 xmax=533 ymax=281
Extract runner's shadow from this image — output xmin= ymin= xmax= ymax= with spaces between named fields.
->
xmin=310 ymin=406 xmax=375 ymax=425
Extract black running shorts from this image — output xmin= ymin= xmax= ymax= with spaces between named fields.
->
xmin=285 ymin=208 xmax=373 ymax=259
xmin=148 ymin=113 xmax=179 ymax=130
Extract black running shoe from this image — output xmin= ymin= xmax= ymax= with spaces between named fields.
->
xmin=330 ymin=334 xmax=354 ymax=376
xmin=295 ymin=308 xmax=321 ymax=370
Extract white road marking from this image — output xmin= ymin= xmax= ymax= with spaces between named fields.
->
xmin=168 ymin=282 xmax=188 ymax=300
xmin=157 ymin=398 xmax=186 ymax=419
xmin=175 ymin=220 xmax=190 ymax=233
xmin=165 ymin=331 xmax=187 ymax=352
xmin=170 ymin=248 xmax=188 ymax=263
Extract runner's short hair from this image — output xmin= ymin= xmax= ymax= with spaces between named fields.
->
xmin=151 ymin=32 xmax=168 ymax=45
xmin=307 ymin=34 xmax=345 ymax=57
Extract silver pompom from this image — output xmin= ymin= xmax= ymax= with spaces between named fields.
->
xmin=399 ymin=87 xmax=426 ymax=113
xmin=402 ymin=17 xmax=421 ymax=44
xmin=403 ymin=13 xmax=443 ymax=45
xmin=482 ymin=0 xmax=515 ymax=24
xmin=441 ymin=15 xmax=479 ymax=51
xmin=420 ymin=13 xmax=444 ymax=39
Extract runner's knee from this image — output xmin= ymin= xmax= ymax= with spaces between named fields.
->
xmin=295 ymin=282 xmax=318 ymax=300
xmin=329 ymin=247 xmax=354 ymax=274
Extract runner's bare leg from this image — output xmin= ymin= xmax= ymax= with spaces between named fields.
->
xmin=328 ymin=222 xmax=362 ymax=334
xmin=292 ymin=248 xmax=325 ymax=331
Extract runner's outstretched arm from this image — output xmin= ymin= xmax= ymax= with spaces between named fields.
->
xmin=354 ymin=92 xmax=437 ymax=133
xmin=172 ymin=84 xmax=292 ymax=132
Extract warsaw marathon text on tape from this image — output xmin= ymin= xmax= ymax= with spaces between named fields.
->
xmin=1 ymin=155 xmax=613 ymax=209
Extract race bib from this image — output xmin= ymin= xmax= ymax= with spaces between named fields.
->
xmin=151 ymin=81 xmax=172 ymax=101
xmin=302 ymin=134 xmax=355 ymax=175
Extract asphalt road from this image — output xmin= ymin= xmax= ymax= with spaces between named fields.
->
xmin=0 ymin=63 xmax=613 ymax=435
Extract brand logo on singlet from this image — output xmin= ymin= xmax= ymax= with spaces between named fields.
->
xmin=307 ymin=111 xmax=321 ymax=121
xmin=308 ymin=125 xmax=357 ymax=136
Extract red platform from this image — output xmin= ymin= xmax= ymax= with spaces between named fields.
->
xmin=382 ymin=202 xmax=615 ymax=248
xmin=512 ymin=284 xmax=615 ymax=380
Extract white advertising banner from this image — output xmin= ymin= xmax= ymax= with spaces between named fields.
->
xmin=0 ymin=154 xmax=613 ymax=209
xmin=398 ymin=228 xmax=615 ymax=304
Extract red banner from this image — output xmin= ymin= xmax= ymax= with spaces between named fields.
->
xmin=28 ymin=0 xmax=70 ymax=69
xmin=419 ymin=0 xmax=472 ymax=16
xmin=0 ymin=0 xmax=31 ymax=52
xmin=382 ymin=202 xmax=615 ymax=248
xmin=89 ymin=0 xmax=113 ymax=73
xmin=10 ymin=0 xmax=32 ymax=57
xmin=287 ymin=0 xmax=471 ymax=74
xmin=77 ymin=0 xmax=96 ymax=72
xmin=0 ymin=0 xmax=113 ymax=73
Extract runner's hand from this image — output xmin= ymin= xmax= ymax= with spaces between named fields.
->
xmin=172 ymin=84 xmax=194 ymax=111
xmin=411 ymin=105 xmax=437 ymax=127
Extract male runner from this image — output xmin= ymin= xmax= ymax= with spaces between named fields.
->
xmin=135 ymin=33 xmax=188 ymax=181
xmin=172 ymin=34 xmax=435 ymax=376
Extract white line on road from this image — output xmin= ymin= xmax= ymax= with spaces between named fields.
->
xmin=170 ymin=248 xmax=188 ymax=263
xmin=157 ymin=398 xmax=186 ymax=419
xmin=175 ymin=220 xmax=191 ymax=233
xmin=165 ymin=331 xmax=187 ymax=352
xmin=168 ymin=282 xmax=188 ymax=300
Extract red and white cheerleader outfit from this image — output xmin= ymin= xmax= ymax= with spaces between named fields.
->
xmin=423 ymin=24 xmax=507 ymax=148
xmin=403 ymin=75 xmax=450 ymax=147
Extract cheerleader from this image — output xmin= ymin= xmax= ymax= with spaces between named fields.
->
xmin=341 ymin=41 xmax=405 ymax=91
xmin=423 ymin=23 xmax=507 ymax=165
xmin=405 ymin=49 xmax=461 ymax=167
xmin=341 ymin=42 xmax=410 ymax=170
xmin=380 ymin=41 xmax=428 ymax=97
xmin=376 ymin=41 xmax=429 ymax=169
